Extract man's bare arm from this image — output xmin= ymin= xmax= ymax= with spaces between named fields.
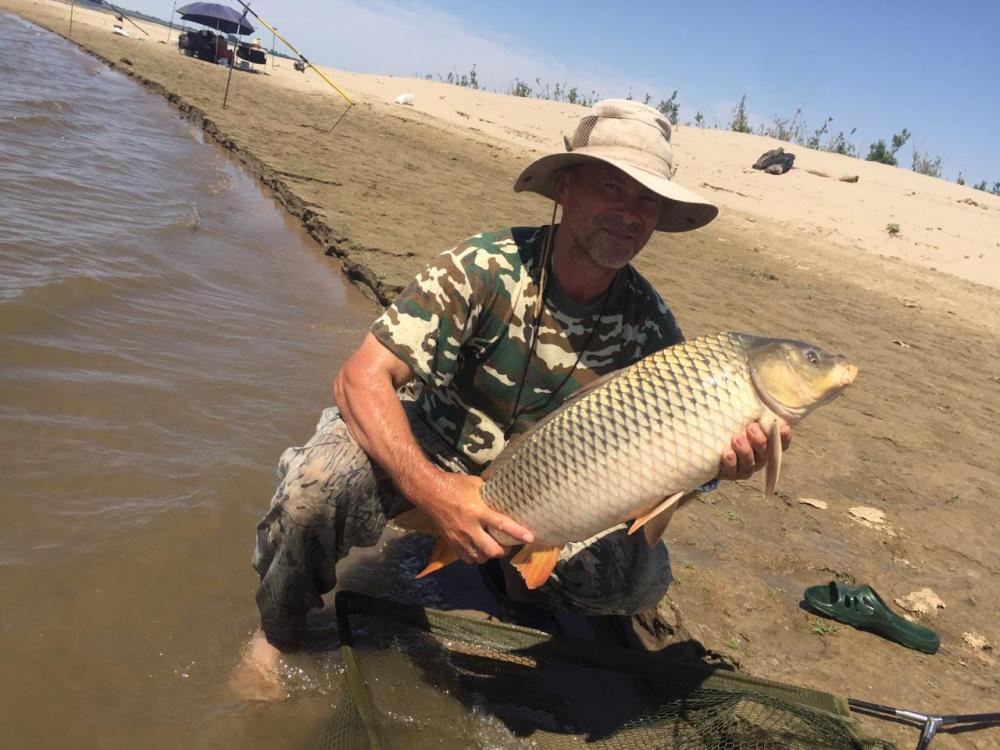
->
xmin=333 ymin=333 xmax=534 ymax=563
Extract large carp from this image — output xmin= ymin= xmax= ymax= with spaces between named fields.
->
xmin=407 ymin=332 xmax=857 ymax=589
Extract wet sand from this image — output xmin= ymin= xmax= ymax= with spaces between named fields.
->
xmin=3 ymin=1 xmax=999 ymax=747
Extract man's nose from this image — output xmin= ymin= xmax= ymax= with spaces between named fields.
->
xmin=612 ymin=194 xmax=648 ymax=227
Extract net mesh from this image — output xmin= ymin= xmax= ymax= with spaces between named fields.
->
xmin=322 ymin=592 xmax=894 ymax=750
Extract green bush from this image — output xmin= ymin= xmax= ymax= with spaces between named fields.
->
xmin=441 ymin=65 xmax=479 ymax=89
xmin=511 ymin=78 xmax=532 ymax=98
xmin=866 ymin=128 xmax=910 ymax=166
xmin=912 ymin=148 xmax=942 ymax=178
xmin=729 ymin=95 xmax=752 ymax=134
xmin=759 ymin=108 xmax=805 ymax=143
xmin=657 ymin=90 xmax=680 ymax=126
xmin=807 ymin=117 xmax=832 ymax=149
xmin=827 ymin=128 xmax=859 ymax=157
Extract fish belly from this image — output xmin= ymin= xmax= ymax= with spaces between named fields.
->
xmin=483 ymin=333 xmax=764 ymax=545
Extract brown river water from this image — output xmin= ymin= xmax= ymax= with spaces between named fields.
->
xmin=0 ymin=12 xmax=396 ymax=747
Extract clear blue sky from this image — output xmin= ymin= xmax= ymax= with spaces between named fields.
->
xmin=121 ymin=0 xmax=1000 ymax=184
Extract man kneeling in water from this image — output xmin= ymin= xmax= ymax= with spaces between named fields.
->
xmin=233 ymin=100 xmax=789 ymax=699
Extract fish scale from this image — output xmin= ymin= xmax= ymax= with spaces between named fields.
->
xmin=482 ymin=332 xmax=772 ymax=545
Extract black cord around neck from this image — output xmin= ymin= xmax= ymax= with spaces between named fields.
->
xmin=505 ymin=267 xmax=618 ymax=439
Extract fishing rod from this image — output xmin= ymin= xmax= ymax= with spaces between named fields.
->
xmin=221 ymin=4 xmax=251 ymax=109
xmin=231 ymin=0 xmax=354 ymax=107
xmin=165 ymin=0 xmax=177 ymax=45
xmin=96 ymin=0 xmax=151 ymax=37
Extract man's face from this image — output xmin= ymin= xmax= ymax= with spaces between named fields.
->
xmin=556 ymin=163 xmax=662 ymax=270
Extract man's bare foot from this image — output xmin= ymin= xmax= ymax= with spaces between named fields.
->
xmin=229 ymin=629 xmax=287 ymax=702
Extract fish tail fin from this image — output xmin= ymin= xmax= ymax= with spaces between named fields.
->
xmin=415 ymin=538 xmax=460 ymax=579
xmin=511 ymin=544 xmax=562 ymax=589
xmin=764 ymin=420 xmax=783 ymax=496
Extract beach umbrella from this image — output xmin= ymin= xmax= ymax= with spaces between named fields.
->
xmin=176 ymin=2 xmax=254 ymax=35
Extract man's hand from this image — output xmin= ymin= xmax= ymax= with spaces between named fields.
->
xmin=718 ymin=422 xmax=792 ymax=481
xmin=418 ymin=473 xmax=535 ymax=565
xmin=335 ymin=333 xmax=533 ymax=565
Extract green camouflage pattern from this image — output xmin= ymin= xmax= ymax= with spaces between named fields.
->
xmin=371 ymin=226 xmax=683 ymax=469
xmin=253 ymin=403 xmax=673 ymax=644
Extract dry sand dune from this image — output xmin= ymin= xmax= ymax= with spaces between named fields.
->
xmin=336 ymin=74 xmax=1000 ymax=289
xmin=5 ymin=2 xmax=999 ymax=747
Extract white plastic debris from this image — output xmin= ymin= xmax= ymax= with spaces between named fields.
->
xmin=394 ymin=93 xmax=415 ymax=106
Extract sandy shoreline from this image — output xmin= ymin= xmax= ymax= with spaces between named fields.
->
xmin=5 ymin=2 xmax=999 ymax=747
xmin=6 ymin=0 xmax=999 ymax=300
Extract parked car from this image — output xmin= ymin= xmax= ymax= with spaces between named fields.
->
xmin=177 ymin=29 xmax=232 ymax=65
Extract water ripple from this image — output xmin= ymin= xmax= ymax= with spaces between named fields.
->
xmin=0 ymin=12 xmax=372 ymax=567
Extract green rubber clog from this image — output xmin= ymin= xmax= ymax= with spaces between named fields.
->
xmin=803 ymin=581 xmax=940 ymax=654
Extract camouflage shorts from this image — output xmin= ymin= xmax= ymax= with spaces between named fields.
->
xmin=252 ymin=400 xmax=672 ymax=645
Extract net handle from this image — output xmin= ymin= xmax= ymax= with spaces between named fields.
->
xmin=849 ymin=697 xmax=1000 ymax=750
xmin=336 ymin=594 xmax=383 ymax=750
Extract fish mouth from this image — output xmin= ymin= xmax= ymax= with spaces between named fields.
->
xmin=842 ymin=363 xmax=859 ymax=387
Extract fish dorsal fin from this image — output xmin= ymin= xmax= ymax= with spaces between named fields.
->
xmin=510 ymin=544 xmax=563 ymax=589
xmin=764 ymin=420 xmax=783 ymax=496
xmin=627 ymin=491 xmax=687 ymax=543
xmin=483 ymin=369 xmax=625 ymax=480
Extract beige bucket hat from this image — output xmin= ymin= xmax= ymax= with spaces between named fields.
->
xmin=514 ymin=99 xmax=718 ymax=232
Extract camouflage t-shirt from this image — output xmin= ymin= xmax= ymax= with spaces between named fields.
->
xmin=371 ymin=226 xmax=684 ymax=470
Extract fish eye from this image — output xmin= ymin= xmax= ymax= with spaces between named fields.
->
xmin=805 ymin=349 xmax=819 ymax=365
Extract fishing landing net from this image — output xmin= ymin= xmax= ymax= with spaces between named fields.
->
xmin=321 ymin=592 xmax=894 ymax=750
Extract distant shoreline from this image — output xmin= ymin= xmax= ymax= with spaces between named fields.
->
xmin=5 ymin=0 xmax=999 ymax=297
xmin=4 ymin=2 xmax=400 ymax=304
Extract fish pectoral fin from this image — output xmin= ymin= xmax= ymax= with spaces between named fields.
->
xmin=415 ymin=538 xmax=460 ymax=579
xmin=511 ymin=544 xmax=563 ymax=590
xmin=642 ymin=504 xmax=681 ymax=547
xmin=764 ymin=421 xmax=783 ymax=497
xmin=392 ymin=508 xmax=437 ymax=534
xmin=628 ymin=491 xmax=686 ymax=542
